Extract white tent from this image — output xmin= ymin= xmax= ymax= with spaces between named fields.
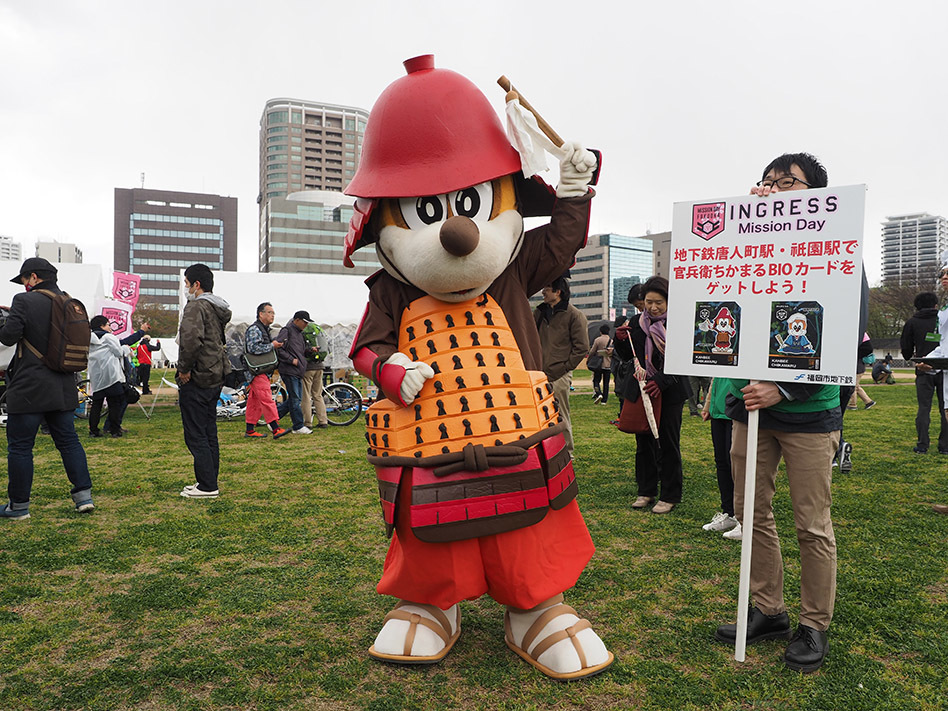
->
xmin=187 ymin=271 xmax=370 ymax=327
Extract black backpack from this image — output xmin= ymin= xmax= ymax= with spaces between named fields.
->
xmin=22 ymin=290 xmax=90 ymax=373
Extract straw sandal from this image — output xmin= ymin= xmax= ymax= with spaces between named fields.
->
xmin=504 ymin=599 xmax=614 ymax=680
xmin=368 ymin=601 xmax=461 ymax=664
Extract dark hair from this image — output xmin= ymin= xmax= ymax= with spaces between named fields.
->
xmin=90 ymin=315 xmax=109 ymax=330
xmin=641 ymin=275 xmax=669 ymax=301
xmin=914 ymin=292 xmax=938 ymax=310
xmin=184 ymin=263 xmax=214 ymax=293
xmin=760 ymin=152 xmax=828 ymax=188
xmin=550 ymin=276 xmax=570 ymax=301
xmin=614 ymin=314 xmax=628 ymax=328
xmin=32 ymin=270 xmax=57 ymax=283
xmin=628 ymin=283 xmax=645 ymax=304
xmin=257 ymin=302 xmax=272 ymax=318
xmin=599 ymin=324 xmax=610 ymax=335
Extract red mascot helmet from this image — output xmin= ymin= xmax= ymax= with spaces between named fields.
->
xmin=345 ymin=54 xmax=521 ymax=200
xmin=342 ymin=55 xmax=555 ymax=267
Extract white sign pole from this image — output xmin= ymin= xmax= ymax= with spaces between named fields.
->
xmin=734 ymin=396 xmax=759 ymax=662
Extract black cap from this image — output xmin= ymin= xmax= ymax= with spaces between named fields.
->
xmin=293 ymin=310 xmax=313 ymax=323
xmin=11 ymin=257 xmax=57 ymax=284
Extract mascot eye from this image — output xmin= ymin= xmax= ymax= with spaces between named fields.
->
xmin=399 ymin=195 xmax=448 ymax=230
xmin=450 ymin=182 xmax=493 ymax=221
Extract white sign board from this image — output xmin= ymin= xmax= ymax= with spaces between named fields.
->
xmin=665 ymin=185 xmax=866 ymax=385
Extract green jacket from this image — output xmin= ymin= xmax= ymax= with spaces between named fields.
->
xmin=726 ymin=378 xmax=839 ymax=414
xmin=176 ymin=293 xmax=232 ymax=389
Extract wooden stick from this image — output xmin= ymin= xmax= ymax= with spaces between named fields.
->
xmin=497 ymin=75 xmax=564 ymax=148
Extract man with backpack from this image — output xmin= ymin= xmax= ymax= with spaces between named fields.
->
xmin=0 ymin=257 xmax=95 ymax=520
xmin=301 ymin=320 xmax=329 ymax=430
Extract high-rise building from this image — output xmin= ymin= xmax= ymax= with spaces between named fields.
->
xmin=259 ymin=190 xmax=381 ymax=275
xmin=0 ymin=235 xmax=22 ymax=262
xmin=36 ymin=240 xmax=82 ymax=264
xmin=881 ymin=213 xmax=948 ymax=286
xmin=258 ymin=99 xmax=370 ymax=275
xmin=531 ymin=233 xmax=654 ymax=324
xmin=259 ymin=99 xmax=369 ymax=203
xmin=114 ymin=188 xmax=237 ymax=308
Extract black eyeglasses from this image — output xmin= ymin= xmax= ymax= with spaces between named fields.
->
xmin=756 ymin=176 xmax=812 ymax=190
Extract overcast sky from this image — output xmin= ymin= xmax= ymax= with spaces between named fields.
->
xmin=2 ymin=0 xmax=946 ymax=287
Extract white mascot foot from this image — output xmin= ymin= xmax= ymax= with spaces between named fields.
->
xmin=505 ymin=595 xmax=613 ymax=680
xmin=368 ymin=600 xmax=461 ymax=664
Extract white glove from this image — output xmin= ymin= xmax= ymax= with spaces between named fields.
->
xmin=555 ymin=141 xmax=597 ymax=198
xmin=384 ymin=351 xmax=435 ymax=405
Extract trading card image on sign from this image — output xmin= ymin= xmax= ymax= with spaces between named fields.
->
xmin=693 ymin=302 xmax=740 ymax=366
xmin=769 ymin=301 xmax=823 ymax=371
xmin=692 ymin=202 xmax=726 ymax=240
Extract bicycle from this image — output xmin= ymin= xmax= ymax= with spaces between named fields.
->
xmin=321 ymin=379 xmax=363 ymax=426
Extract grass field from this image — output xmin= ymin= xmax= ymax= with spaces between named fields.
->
xmin=1 ymin=371 xmax=946 ymax=710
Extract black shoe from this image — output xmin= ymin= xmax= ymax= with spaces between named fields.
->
xmin=89 ymin=430 xmax=102 ymax=438
xmin=110 ymin=430 xmax=123 ymax=438
xmin=913 ymin=445 xmax=928 ymax=454
xmin=715 ymin=606 xmax=792 ymax=644
xmin=783 ymin=624 xmax=828 ymax=672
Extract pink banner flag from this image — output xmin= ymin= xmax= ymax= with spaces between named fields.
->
xmin=100 ymin=300 xmax=134 ymax=339
xmin=112 ymin=271 xmax=141 ymax=308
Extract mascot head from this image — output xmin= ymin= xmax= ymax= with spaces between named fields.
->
xmin=344 ymin=55 xmax=555 ymax=303
xmin=787 ymin=312 xmax=808 ymax=336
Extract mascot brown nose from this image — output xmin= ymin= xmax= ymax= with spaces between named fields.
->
xmin=439 ymin=216 xmax=480 ymax=257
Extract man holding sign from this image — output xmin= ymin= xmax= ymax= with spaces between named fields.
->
xmin=712 ymin=153 xmax=865 ymax=673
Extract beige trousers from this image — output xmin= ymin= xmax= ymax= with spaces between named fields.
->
xmin=302 ymin=369 xmax=327 ymax=427
xmin=731 ymin=422 xmax=839 ymax=631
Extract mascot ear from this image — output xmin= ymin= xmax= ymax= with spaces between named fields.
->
xmin=344 ymin=198 xmax=380 ymax=268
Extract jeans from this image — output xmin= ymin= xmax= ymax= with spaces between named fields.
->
xmin=7 ymin=409 xmax=92 ymax=504
xmin=89 ymin=381 xmax=126 ymax=434
xmin=283 ymin=375 xmax=304 ymax=430
xmin=178 ymin=382 xmax=222 ymax=492
xmin=915 ymin=371 xmax=948 ymax=451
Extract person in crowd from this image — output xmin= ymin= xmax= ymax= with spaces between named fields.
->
xmin=301 ymin=320 xmax=329 ymax=430
xmin=0 ymin=257 xmax=94 ymax=519
xmin=687 ymin=376 xmax=711 ymax=417
xmin=244 ymin=302 xmax=289 ymax=439
xmin=610 ymin=285 xmax=647 ymax=425
xmin=835 ymin=332 xmax=875 ymax=472
xmin=136 ymin=334 xmax=161 ymax=395
xmin=534 ymin=276 xmax=588 ymax=456
xmin=847 ymin=333 xmax=875 ymax=411
xmin=276 ymin=310 xmax=315 ymax=434
xmin=176 ymin=264 xmax=231 ymax=498
xmin=925 ymin=259 xmax=948 ymax=514
xmin=701 ymin=377 xmax=739 ymax=538
xmin=88 ymin=315 xmax=130 ymax=438
xmin=587 ymin=323 xmax=613 ymax=405
xmin=715 ymin=152 xmax=866 ymax=673
xmin=871 ymin=354 xmax=896 ymax=384
xmin=609 ymin=314 xmax=629 ymax=426
xmin=900 ymin=292 xmax=948 ymax=455
xmin=614 ymin=275 xmax=689 ymax=514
